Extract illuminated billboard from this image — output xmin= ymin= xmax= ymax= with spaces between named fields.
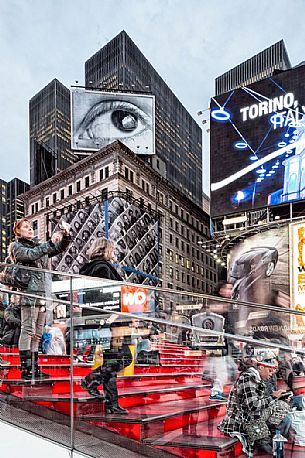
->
xmin=50 ymin=195 xmax=159 ymax=286
xmin=289 ymin=221 xmax=305 ymax=332
xmin=71 ymin=89 xmax=155 ymax=155
xmin=228 ymin=226 xmax=290 ymax=342
xmin=210 ymin=64 xmax=305 ymax=216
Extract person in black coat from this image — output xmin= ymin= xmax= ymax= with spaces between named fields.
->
xmin=80 ymin=238 xmax=131 ymax=414
xmin=79 ymin=238 xmax=123 ymax=281
xmin=1 ymin=295 xmax=21 ymax=347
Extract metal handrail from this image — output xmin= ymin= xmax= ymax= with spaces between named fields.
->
xmin=1 ymin=286 xmax=304 ymax=357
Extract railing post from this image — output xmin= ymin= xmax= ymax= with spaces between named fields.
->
xmin=69 ymin=275 xmax=75 ymax=454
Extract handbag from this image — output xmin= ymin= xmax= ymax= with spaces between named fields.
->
xmin=0 ymin=254 xmax=31 ymax=290
xmin=243 ymin=419 xmax=271 ymax=443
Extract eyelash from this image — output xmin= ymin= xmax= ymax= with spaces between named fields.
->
xmin=77 ymin=100 xmax=150 ymax=138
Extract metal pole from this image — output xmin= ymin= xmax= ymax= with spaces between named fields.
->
xmin=69 ymin=275 xmax=75 ymax=454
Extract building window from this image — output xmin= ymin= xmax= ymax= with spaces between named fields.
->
xmin=45 ymin=197 xmax=49 ymax=207
xmin=76 ymin=181 xmax=81 ymax=192
xmin=169 ymin=266 xmax=173 ymax=277
xmin=169 ymin=234 xmax=173 ymax=244
xmin=141 ymin=179 xmax=145 ymax=190
xmin=169 ymin=249 xmax=173 ymax=261
xmin=105 ymin=166 xmax=109 ymax=178
xmin=169 ymin=217 xmax=173 ymax=228
xmin=32 ymin=220 xmax=38 ymax=231
xmin=181 ymin=256 xmax=185 ymax=267
xmin=175 ymin=270 xmax=179 ymax=281
xmin=85 ymin=176 xmax=90 ymax=188
xmin=186 ymin=259 xmax=190 ymax=269
xmin=68 ymin=185 xmax=73 ymax=196
xmin=175 ymin=221 xmax=179 ymax=232
xmin=35 ymin=202 xmax=38 ymax=213
xmin=60 ymin=189 xmax=65 ymax=200
xmin=31 ymin=204 xmax=35 ymax=214
xmin=146 ymin=183 xmax=150 ymax=194
xmin=175 ymin=253 xmax=179 ymax=264
xmin=130 ymin=170 xmax=134 ymax=183
xmin=52 ymin=193 xmax=57 ymax=204
xmin=175 ymin=237 xmax=179 ymax=249
xmin=124 ymin=167 xmax=129 ymax=180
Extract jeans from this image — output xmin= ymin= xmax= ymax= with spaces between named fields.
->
xmin=19 ymin=305 xmax=46 ymax=352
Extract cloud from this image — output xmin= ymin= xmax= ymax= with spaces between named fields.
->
xmin=0 ymin=0 xmax=304 ymax=192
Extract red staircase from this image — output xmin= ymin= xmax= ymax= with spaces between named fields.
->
xmin=0 ymin=342 xmax=304 ymax=458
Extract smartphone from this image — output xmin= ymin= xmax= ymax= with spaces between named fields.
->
xmin=279 ymin=391 xmax=293 ymax=400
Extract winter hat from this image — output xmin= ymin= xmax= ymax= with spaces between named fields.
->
xmin=255 ymin=350 xmax=278 ymax=368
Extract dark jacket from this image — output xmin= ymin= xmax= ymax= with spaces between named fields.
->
xmin=11 ymin=235 xmax=71 ymax=306
xmin=1 ymin=303 xmax=21 ymax=346
xmin=103 ymin=343 xmax=133 ymax=372
xmin=79 ymin=258 xmax=123 ymax=281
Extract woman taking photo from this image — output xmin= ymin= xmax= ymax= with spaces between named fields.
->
xmin=9 ymin=217 xmax=71 ymax=380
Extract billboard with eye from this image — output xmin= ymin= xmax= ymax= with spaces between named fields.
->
xmin=71 ymin=89 xmax=155 ymax=155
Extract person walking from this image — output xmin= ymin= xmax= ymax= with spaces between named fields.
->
xmin=9 ymin=218 xmax=71 ymax=380
xmin=79 ymin=238 xmax=131 ymax=414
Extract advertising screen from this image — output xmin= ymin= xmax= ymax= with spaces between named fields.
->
xmin=71 ymin=89 xmax=155 ymax=155
xmin=210 ymin=65 xmax=305 ymax=216
xmin=289 ymin=221 xmax=305 ymax=332
xmin=227 ymin=226 xmax=290 ymax=343
xmin=50 ymin=195 xmax=159 ymax=286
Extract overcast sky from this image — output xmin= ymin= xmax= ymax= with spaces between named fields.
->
xmin=0 ymin=0 xmax=304 ymax=193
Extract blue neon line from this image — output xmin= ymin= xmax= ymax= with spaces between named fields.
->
xmin=104 ymin=199 xmax=109 ymax=240
xmin=223 ymin=90 xmax=235 ymax=108
xmin=268 ymin=77 xmax=286 ymax=94
xmin=242 ymin=87 xmax=263 ymax=103
xmin=229 ymin=119 xmax=255 ymax=153
xmin=254 ymin=124 xmax=273 ymax=154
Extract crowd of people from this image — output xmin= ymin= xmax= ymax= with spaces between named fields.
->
xmin=0 ymin=218 xmax=305 ymax=446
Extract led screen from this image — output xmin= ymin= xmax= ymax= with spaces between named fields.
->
xmin=210 ymin=65 xmax=305 ymax=216
xmin=228 ymin=226 xmax=290 ymax=343
xmin=71 ymin=89 xmax=155 ymax=155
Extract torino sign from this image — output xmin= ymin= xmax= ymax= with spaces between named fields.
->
xmin=240 ymin=92 xmax=305 ymax=129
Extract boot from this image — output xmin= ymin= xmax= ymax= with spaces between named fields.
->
xmin=104 ymin=402 xmax=128 ymax=415
xmin=32 ymin=352 xmax=50 ymax=379
xmin=20 ymin=350 xmax=33 ymax=380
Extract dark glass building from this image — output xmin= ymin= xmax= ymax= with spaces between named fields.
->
xmin=0 ymin=177 xmax=29 ymax=261
xmin=0 ymin=180 xmax=7 ymax=261
xmin=215 ymin=40 xmax=291 ymax=96
xmin=29 ymin=79 xmax=77 ymax=186
xmin=6 ymin=178 xmax=30 ymax=245
xmin=85 ymin=31 xmax=203 ymax=206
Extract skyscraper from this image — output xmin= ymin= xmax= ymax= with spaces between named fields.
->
xmin=215 ymin=40 xmax=291 ymax=96
xmin=85 ymin=31 xmax=203 ymax=206
xmin=0 ymin=179 xmax=7 ymax=261
xmin=29 ymin=79 xmax=77 ymax=186
xmin=0 ymin=177 xmax=29 ymax=261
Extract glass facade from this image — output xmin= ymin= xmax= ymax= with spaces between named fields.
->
xmin=29 ymin=79 xmax=76 ymax=186
xmin=85 ymin=31 xmax=203 ymax=207
xmin=0 ymin=177 xmax=29 ymax=261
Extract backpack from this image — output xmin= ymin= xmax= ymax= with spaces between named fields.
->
xmin=0 ymin=255 xmax=31 ymax=290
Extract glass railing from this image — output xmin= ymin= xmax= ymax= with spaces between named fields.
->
xmin=1 ymin=263 xmax=305 ymax=457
